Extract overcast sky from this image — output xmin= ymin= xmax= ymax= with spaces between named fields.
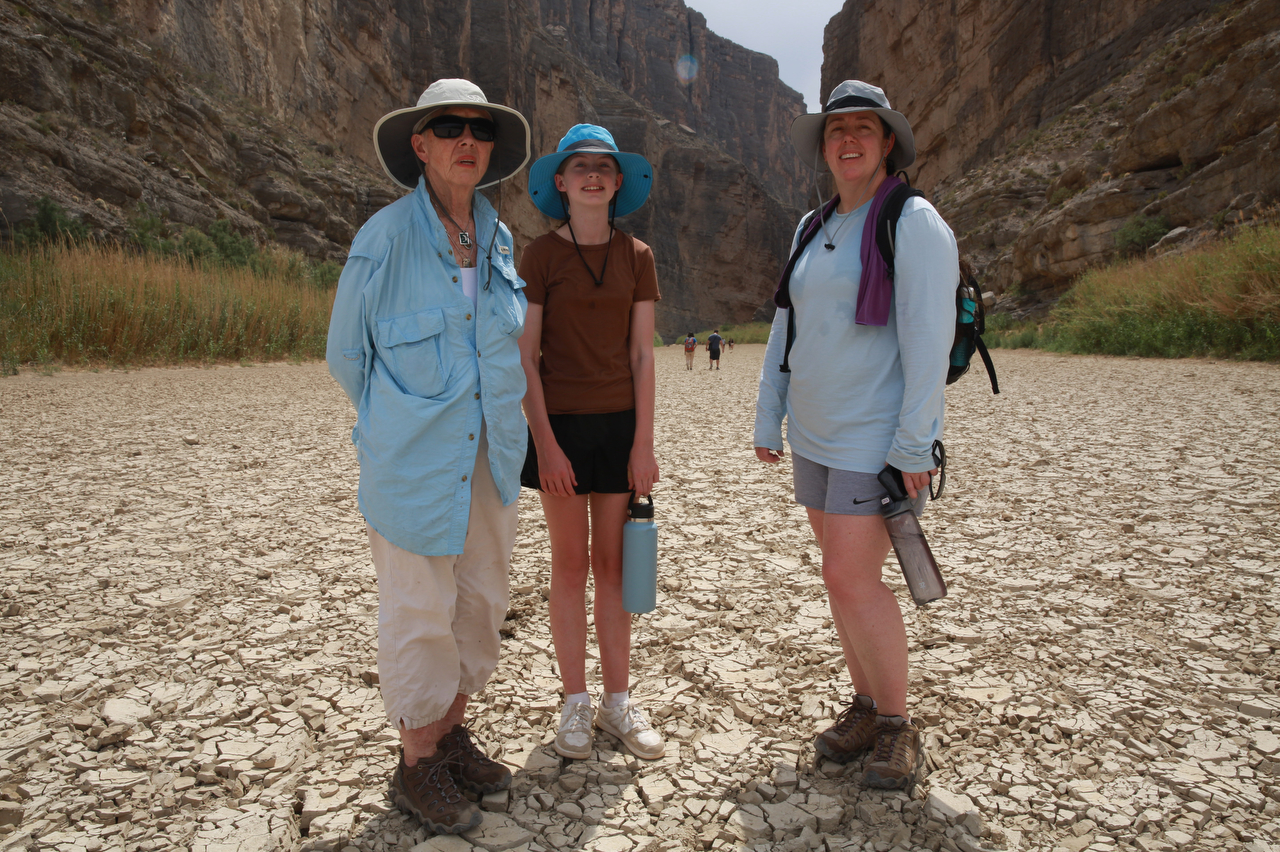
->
xmin=686 ymin=0 xmax=847 ymax=110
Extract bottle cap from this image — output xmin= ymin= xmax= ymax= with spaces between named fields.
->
xmin=628 ymin=494 xmax=654 ymax=519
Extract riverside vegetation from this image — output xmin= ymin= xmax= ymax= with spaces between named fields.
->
xmin=0 ymin=199 xmax=340 ymax=375
xmin=987 ymin=221 xmax=1280 ymax=361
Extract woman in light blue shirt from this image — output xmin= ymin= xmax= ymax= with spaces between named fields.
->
xmin=754 ymin=81 xmax=957 ymax=791
xmin=326 ymin=79 xmax=530 ymax=835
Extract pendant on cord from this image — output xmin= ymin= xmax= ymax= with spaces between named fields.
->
xmin=458 ymin=231 xmax=472 ymax=248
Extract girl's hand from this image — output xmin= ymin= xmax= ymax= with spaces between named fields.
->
xmin=756 ymin=446 xmax=784 ymax=464
xmin=902 ymin=468 xmax=937 ymax=500
xmin=538 ymin=442 xmax=578 ymax=498
xmin=628 ymin=446 xmax=659 ymax=497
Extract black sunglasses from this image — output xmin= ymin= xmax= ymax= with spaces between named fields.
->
xmin=422 ymin=116 xmax=497 ymax=142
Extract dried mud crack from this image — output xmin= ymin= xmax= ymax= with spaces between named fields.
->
xmin=1 ymin=348 xmax=1277 ymax=852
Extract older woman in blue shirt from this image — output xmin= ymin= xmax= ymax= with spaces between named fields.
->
xmin=326 ymin=79 xmax=529 ymax=835
xmin=754 ymin=81 xmax=957 ymax=791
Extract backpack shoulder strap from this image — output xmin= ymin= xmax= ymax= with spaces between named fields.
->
xmin=974 ymin=336 xmax=1000 ymax=394
xmin=874 ymin=184 xmax=924 ymax=280
xmin=778 ymin=206 xmax=827 ymax=373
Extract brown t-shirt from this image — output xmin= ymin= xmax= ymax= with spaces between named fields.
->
xmin=519 ymin=229 xmax=661 ymax=415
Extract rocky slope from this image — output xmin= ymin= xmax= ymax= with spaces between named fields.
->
xmin=821 ymin=0 xmax=1280 ymax=306
xmin=0 ymin=0 xmax=800 ymax=339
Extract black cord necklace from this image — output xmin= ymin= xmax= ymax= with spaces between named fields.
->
xmin=426 ymin=179 xmax=475 ymax=266
xmin=566 ymin=221 xmax=614 ymax=287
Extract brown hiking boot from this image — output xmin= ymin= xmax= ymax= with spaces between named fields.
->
xmin=863 ymin=715 xmax=922 ymax=790
xmin=438 ymin=724 xmax=512 ymax=794
xmin=389 ymin=748 xmax=481 ymax=834
xmin=814 ymin=694 xmax=877 ymax=763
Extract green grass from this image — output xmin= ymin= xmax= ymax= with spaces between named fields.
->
xmin=984 ymin=222 xmax=1280 ymax=360
xmin=688 ymin=321 xmax=772 ymax=345
xmin=0 ymin=242 xmax=336 ymax=372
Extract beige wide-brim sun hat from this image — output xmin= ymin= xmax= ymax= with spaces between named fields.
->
xmin=790 ymin=80 xmax=916 ymax=171
xmin=373 ymin=78 xmax=531 ymax=190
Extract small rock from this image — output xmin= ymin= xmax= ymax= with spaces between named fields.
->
xmin=0 ymin=802 xmax=23 ymax=826
xmin=182 ymin=434 xmax=200 ymax=445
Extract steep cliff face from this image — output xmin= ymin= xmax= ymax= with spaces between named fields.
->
xmin=536 ymin=0 xmax=807 ymax=206
xmin=821 ymin=0 xmax=1215 ymax=194
xmin=821 ymin=0 xmax=1280 ymax=305
xmin=0 ymin=0 xmax=799 ymax=338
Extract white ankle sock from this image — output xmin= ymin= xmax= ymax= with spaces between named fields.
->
xmin=565 ymin=691 xmax=591 ymax=707
xmin=603 ymin=690 xmax=629 ymax=709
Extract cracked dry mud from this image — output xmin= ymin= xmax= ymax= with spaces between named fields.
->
xmin=1 ymin=346 xmax=1278 ymax=852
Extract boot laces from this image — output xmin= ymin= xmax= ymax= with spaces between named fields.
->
xmin=831 ymin=700 xmax=869 ymax=737
xmin=872 ymin=722 xmax=911 ymax=765
xmin=413 ymin=750 xmax=465 ymax=803
xmin=448 ymin=724 xmax=495 ymax=765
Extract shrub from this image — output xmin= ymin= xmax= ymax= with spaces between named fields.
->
xmin=1006 ymin=222 xmax=1280 ymax=361
xmin=1114 ymin=213 xmax=1170 ymax=257
xmin=13 ymin=196 xmax=88 ymax=247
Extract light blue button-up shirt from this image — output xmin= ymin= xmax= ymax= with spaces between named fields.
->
xmin=326 ymin=177 xmax=527 ymax=556
xmin=754 ymin=196 xmax=957 ymax=474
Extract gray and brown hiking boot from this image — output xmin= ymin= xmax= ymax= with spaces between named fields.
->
xmin=438 ymin=724 xmax=512 ymax=794
xmin=389 ymin=748 xmax=481 ymax=834
xmin=863 ymin=715 xmax=922 ymax=790
xmin=815 ymin=694 xmax=878 ymax=763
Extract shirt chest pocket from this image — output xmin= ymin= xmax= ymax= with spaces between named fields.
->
xmin=376 ymin=308 xmax=450 ymax=399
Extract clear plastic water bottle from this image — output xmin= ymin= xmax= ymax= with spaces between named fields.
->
xmin=877 ymin=466 xmax=948 ymax=607
xmin=622 ymin=495 xmax=658 ymax=614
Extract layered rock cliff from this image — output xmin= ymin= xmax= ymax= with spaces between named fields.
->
xmin=0 ymin=0 xmax=801 ymax=338
xmin=821 ymin=0 xmax=1280 ymax=305
xmin=535 ymin=0 xmax=807 ymax=206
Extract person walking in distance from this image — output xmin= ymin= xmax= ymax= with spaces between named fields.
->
xmin=707 ymin=328 xmax=723 ymax=370
xmin=683 ymin=331 xmax=698 ymax=370
xmin=519 ymin=124 xmax=666 ymax=761
xmin=326 ymin=79 xmax=531 ymax=834
xmin=754 ymin=81 xmax=956 ymax=791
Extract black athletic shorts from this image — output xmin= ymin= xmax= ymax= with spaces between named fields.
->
xmin=709 ymin=347 xmax=720 ymax=359
xmin=520 ymin=409 xmax=635 ymax=494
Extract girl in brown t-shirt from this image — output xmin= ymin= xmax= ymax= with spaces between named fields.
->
xmin=517 ymin=124 xmax=665 ymax=762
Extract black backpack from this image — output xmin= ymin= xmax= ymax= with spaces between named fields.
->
xmin=775 ymin=184 xmax=1000 ymax=394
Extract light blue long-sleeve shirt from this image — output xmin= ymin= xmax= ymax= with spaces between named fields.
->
xmin=326 ymin=177 xmax=528 ymax=556
xmin=754 ymin=195 xmax=957 ymax=474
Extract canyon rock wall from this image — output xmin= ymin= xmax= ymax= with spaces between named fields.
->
xmin=821 ymin=0 xmax=1215 ymax=195
xmin=536 ymin=0 xmax=807 ymax=207
xmin=0 ymin=0 xmax=800 ymax=338
xmin=821 ymin=0 xmax=1280 ymax=303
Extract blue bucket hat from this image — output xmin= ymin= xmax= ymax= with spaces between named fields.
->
xmin=527 ymin=124 xmax=654 ymax=219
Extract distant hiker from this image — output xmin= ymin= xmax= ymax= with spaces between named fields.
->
xmin=519 ymin=124 xmax=666 ymax=762
xmin=753 ymin=80 xmax=956 ymax=791
xmin=683 ymin=331 xmax=698 ymax=370
xmin=325 ymin=79 xmax=531 ymax=835
xmin=727 ymin=338 xmax=735 ymax=354
xmin=707 ymin=329 xmax=723 ymax=369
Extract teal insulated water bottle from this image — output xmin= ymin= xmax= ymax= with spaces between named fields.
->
xmin=622 ymin=495 xmax=658 ymax=614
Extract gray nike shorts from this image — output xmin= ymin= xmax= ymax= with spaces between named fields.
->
xmin=792 ymin=452 xmax=928 ymax=517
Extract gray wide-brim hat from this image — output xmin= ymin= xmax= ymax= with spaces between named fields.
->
xmin=373 ymin=78 xmax=531 ymax=190
xmin=790 ymin=80 xmax=916 ymax=171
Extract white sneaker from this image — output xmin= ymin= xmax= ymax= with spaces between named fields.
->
xmin=554 ymin=701 xmax=594 ymax=760
xmin=595 ymin=698 xmax=666 ymax=760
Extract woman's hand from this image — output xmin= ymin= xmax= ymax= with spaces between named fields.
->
xmin=537 ymin=442 xmax=578 ymax=498
xmin=628 ymin=445 xmax=659 ymax=497
xmin=902 ymin=468 xmax=937 ymax=500
xmin=756 ymin=446 xmax=784 ymax=464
